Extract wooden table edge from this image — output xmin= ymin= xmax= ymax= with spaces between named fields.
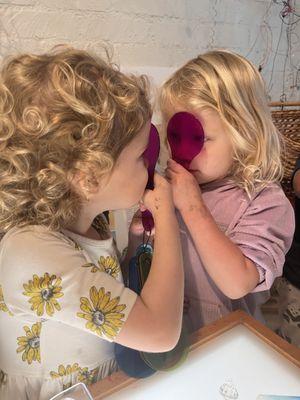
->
xmin=89 ymin=310 xmax=300 ymax=399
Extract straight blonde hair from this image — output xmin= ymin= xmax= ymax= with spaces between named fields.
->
xmin=160 ymin=50 xmax=283 ymax=196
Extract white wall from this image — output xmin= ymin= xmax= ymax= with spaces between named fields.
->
xmin=0 ymin=0 xmax=299 ymax=101
xmin=1 ymin=0 xmax=299 ymax=250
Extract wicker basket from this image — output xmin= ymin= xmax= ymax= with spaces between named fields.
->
xmin=270 ymin=102 xmax=300 ymax=202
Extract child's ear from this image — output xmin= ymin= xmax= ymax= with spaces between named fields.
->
xmin=70 ymin=170 xmax=99 ymax=200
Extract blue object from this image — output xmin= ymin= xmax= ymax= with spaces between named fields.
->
xmin=128 ymin=255 xmax=140 ymax=294
xmin=114 ymin=244 xmax=156 ymax=378
xmin=114 ymin=344 xmax=155 ymax=379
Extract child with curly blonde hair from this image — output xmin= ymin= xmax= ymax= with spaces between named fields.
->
xmin=161 ymin=50 xmax=294 ymax=332
xmin=0 ymin=47 xmax=183 ymax=400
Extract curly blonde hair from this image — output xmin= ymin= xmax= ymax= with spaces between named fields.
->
xmin=160 ymin=50 xmax=283 ymax=196
xmin=0 ymin=47 xmax=151 ymax=232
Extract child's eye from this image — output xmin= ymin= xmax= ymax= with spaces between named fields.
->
xmin=193 ymin=136 xmax=203 ymax=142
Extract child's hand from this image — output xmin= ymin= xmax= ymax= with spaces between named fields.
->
xmin=165 ymin=159 xmax=203 ymax=213
xmin=141 ymin=172 xmax=175 ymax=218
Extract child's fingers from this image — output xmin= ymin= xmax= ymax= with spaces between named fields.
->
xmin=166 ymin=167 xmax=179 ymax=185
xmin=166 ymin=159 xmax=178 ymax=173
xmin=153 ymin=171 xmax=167 ymax=186
xmin=164 ymin=168 xmax=173 ymax=182
xmin=167 ymin=158 xmax=185 ymax=172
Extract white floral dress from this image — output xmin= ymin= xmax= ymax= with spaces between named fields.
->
xmin=0 ymin=218 xmax=137 ymax=400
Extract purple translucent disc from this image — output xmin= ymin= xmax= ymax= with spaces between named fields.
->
xmin=167 ymin=112 xmax=204 ymax=170
xmin=143 ymin=124 xmax=160 ymax=190
xmin=141 ymin=209 xmax=154 ymax=232
xmin=142 ymin=124 xmax=160 ymax=232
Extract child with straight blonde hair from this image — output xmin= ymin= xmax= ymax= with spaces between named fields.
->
xmin=0 ymin=47 xmax=183 ymax=400
xmin=161 ymin=49 xmax=295 ymax=332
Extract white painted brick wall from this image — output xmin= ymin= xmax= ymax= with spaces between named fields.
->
xmin=0 ymin=0 xmax=299 ymax=101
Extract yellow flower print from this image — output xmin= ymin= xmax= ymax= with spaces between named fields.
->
xmin=66 ymin=236 xmax=83 ymax=251
xmin=99 ymin=256 xmax=120 ymax=277
xmin=23 ymin=273 xmax=64 ymax=316
xmin=16 ymin=322 xmax=41 ymax=364
xmin=82 ymin=256 xmax=120 ymax=277
xmin=78 ymin=366 xmax=99 ymax=385
xmin=50 ymin=363 xmax=80 ymax=379
xmin=81 ymin=262 xmax=99 ymax=273
xmin=77 ymin=286 xmax=126 ymax=339
xmin=50 ymin=363 xmax=80 ymax=389
xmin=0 ymin=285 xmax=13 ymax=316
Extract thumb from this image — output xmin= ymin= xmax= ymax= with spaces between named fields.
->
xmin=167 ymin=158 xmax=185 ymax=172
xmin=153 ymin=171 xmax=164 ymax=186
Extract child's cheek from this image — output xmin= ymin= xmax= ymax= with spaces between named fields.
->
xmin=139 ymin=162 xmax=148 ymax=188
xmin=191 ymin=147 xmax=207 ymax=170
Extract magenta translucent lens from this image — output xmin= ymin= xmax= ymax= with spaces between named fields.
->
xmin=167 ymin=112 xmax=204 ymax=170
xmin=143 ymin=124 xmax=160 ymax=190
xmin=142 ymin=123 xmax=160 ymax=232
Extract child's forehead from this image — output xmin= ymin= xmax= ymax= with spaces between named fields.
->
xmin=164 ymin=104 xmax=219 ymax=124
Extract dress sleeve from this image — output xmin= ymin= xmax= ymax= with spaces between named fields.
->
xmin=0 ymin=228 xmax=137 ymax=342
xmin=227 ymin=185 xmax=295 ymax=292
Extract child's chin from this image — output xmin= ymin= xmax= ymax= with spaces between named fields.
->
xmin=195 ymin=174 xmax=213 ymax=185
